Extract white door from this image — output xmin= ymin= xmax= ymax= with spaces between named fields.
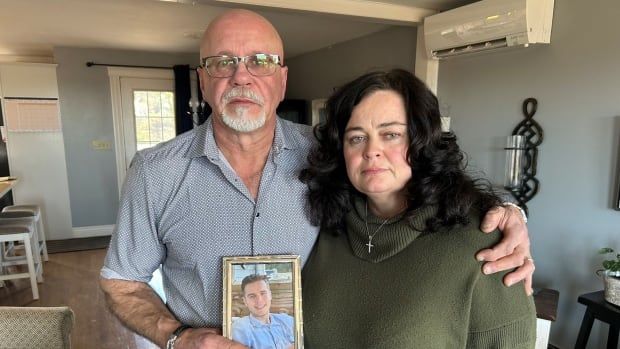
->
xmin=120 ymin=77 xmax=176 ymax=171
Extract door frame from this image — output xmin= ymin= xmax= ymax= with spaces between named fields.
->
xmin=108 ymin=67 xmax=174 ymax=196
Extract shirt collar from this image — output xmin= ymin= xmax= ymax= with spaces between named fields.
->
xmin=187 ymin=116 xmax=300 ymax=161
xmin=186 ymin=117 xmax=214 ymax=159
xmin=248 ymin=313 xmax=282 ymax=328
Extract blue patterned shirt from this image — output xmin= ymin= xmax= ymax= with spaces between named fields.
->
xmin=101 ymin=117 xmax=319 ymax=327
xmin=232 ymin=313 xmax=295 ymax=349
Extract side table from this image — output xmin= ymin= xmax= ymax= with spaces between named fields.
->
xmin=575 ymin=290 xmax=620 ymax=349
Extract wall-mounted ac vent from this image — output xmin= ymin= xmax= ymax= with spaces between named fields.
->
xmin=424 ymin=0 xmax=554 ymax=59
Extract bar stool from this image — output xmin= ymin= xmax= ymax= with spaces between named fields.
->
xmin=0 ymin=215 xmax=43 ymax=281
xmin=0 ymin=212 xmax=46 ymax=270
xmin=2 ymin=205 xmax=48 ymax=261
xmin=0 ymin=218 xmax=41 ymax=300
xmin=575 ymin=290 xmax=620 ymax=349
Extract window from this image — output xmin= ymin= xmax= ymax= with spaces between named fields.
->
xmin=133 ymin=90 xmax=175 ymax=150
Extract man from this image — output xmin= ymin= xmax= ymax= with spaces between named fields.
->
xmin=232 ymin=275 xmax=295 ymax=349
xmin=100 ymin=9 xmax=534 ymax=349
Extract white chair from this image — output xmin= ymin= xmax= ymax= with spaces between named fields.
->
xmin=0 ymin=214 xmax=44 ymax=281
xmin=2 ymin=205 xmax=48 ymax=261
xmin=0 ymin=221 xmax=40 ymax=300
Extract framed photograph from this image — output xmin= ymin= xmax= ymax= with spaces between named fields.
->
xmin=222 ymin=255 xmax=303 ymax=349
xmin=311 ymin=98 xmax=327 ymax=126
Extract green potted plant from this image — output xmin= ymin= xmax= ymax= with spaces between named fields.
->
xmin=598 ymin=247 xmax=620 ymax=306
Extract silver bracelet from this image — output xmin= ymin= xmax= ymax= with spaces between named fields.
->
xmin=502 ymin=202 xmax=528 ymax=224
xmin=166 ymin=324 xmax=192 ymax=349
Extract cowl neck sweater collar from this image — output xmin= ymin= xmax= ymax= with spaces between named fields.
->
xmin=346 ymin=196 xmax=436 ymax=263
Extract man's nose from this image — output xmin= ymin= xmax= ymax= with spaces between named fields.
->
xmin=231 ymin=61 xmax=252 ymax=86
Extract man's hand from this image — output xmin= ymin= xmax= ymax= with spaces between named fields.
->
xmin=100 ymin=278 xmax=182 ymax=347
xmin=175 ymin=328 xmax=248 ymax=349
xmin=100 ymin=278 xmax=248 ymax=349
xmin=476 ymin=205 xmax=534 ymax=295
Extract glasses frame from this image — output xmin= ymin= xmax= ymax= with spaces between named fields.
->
xmin=200 ymin=54 xmax=283 ymax=78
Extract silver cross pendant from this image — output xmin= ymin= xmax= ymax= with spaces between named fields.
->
xmin=366 ymin=236 xmax=374 ymax=253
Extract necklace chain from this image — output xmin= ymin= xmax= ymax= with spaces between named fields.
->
xmin=365 ymin=201 xmax=390 ymax=253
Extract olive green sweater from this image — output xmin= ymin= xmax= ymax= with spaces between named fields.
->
xmin=302 ymin=199 xmax=536 ymax=348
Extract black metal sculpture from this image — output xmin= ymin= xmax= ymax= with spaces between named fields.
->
xmin=506 ymin=98 xmax=544 ymax=215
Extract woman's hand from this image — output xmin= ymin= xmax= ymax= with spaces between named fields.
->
xmin=476 ymin=205 xmax=534 ymax=296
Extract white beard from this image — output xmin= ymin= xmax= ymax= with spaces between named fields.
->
xmin=221 ymin=106 xmax=266 ymax=133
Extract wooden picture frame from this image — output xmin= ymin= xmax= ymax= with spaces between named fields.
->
xmin=222 ymin=255 xmax=303 ymax=349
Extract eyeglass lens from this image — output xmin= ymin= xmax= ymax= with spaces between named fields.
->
xmin=204 ymin=54 xmax=280 ymax=77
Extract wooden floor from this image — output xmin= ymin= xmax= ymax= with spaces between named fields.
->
xmin=0 ymin=248 xmax=158 ymax=349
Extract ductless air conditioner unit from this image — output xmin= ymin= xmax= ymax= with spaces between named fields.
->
xmin=424 ymin=0 xmax=554 ymax=59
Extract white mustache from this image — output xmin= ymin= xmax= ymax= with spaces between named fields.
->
xmin=221 ymin=87 xmax=264 ymax=106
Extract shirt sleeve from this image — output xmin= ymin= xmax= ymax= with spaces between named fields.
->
xmin=466 ymin=268 xmax=537 ymax=348
xmin=284 ymin=314 xmax=295 ymax=339
xmin=101 ymin=151 xmax=166 ymax=283
xmin=231 ymin=318 xmax=253 ymax=347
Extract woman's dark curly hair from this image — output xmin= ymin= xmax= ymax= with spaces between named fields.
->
xmin=299 ymin=69 xmax=500 ymax=233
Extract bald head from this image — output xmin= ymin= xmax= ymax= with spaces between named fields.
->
xmin=197 ymin=8 xmax=288 ymax=136
xmin=201 ymin=9 xmax=284 ymax=60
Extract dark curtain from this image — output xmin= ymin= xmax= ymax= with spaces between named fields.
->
xmin=195 ymin=70 xmax=211 ymax=126
xmin=173 ymin=65 xmax=193 ymax=135
xmin=276 ymin=99 xmax=308 ymax=125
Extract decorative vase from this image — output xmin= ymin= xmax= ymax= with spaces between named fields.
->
xmin=604 ymin=271 xmax=620 ymax=307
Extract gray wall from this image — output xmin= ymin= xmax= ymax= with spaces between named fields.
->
xmin=286 ymin=26 xmax=417 ymax=101
xmin=55 ymin=26 xmax=419 ymax=228
xmin=54 ymin=47 xmax=197 ymax=227
xmin=438 ymin=0 xmax=620 ymax=347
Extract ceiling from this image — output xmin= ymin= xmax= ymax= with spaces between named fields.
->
xmin=0 ymin=0 xmax=477 ymax=60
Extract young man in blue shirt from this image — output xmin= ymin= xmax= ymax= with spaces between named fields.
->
xmin=232 ymin=275 xmax=294 ymax=349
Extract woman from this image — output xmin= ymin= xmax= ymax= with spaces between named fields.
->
xmin=300 ymin=69 xmax=536 ymax=348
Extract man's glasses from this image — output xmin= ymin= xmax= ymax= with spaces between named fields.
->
xmin=200 ymin=54 xmax=283 ymax=78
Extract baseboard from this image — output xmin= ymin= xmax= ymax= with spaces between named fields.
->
xmin=72 ymin=224 xmax=114 ymax=238
xmin=47 ymin=236 xmax=111 ymax=254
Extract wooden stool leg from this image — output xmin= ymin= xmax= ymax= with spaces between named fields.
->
xmin=607 ymin=324 xmax=619 ymax=349
xmin=0 ymin=250 xmax=4 ymax=287
xmin=575 ymin=309 xmax=594 ymax=349
xmin=29 ymin=227 xmax=43 ymax=283
xmin=22 ymin=237 xmax=39 ymax=300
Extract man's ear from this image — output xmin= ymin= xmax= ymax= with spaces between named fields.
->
xmin=197 ymin=67 xmax=207 ymax=102
xmin=279 ymin=66 xmax=288 ymax=102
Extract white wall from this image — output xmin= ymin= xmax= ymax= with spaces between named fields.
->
xmin=438 ymin=0 xmax=620 ymax=347
xmin=0 ymin=63 xmax=74 ymax=240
